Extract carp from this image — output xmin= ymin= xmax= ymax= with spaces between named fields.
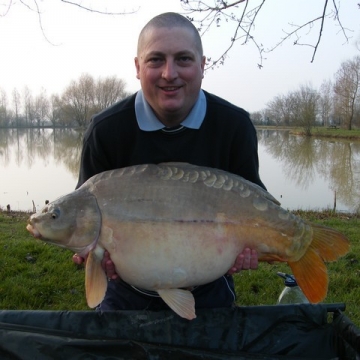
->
xmin=26 ymin=163 xmax=349 ymax=320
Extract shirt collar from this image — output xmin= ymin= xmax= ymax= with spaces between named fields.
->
xmin=135 ymin=89 xmax=206 ymax=131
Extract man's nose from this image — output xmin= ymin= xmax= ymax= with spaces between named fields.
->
xmin=162 ymin=61 xmax=178 ymax=81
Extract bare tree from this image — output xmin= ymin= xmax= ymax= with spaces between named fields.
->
xmin=0 ymin=88 xmax=9 ymax=127
xmin=33 ymin=89 xmax=50 ymax=126
xmin=22 ymin=86 xmax=35 ymax=126
xmin=93 ymin=76 xmax=129 ymax=114
xmin=12 ymin=88 xmax=21 ymax=127
xmin=318 ymin=79 xmax=333 ymax=127
xmin=181 ymin=0 xmax=354 ymax=69
xmin=59 ymin=73 xmax=95 ymax=127
xmin=266 ymin=94 xmax=295 ymax=126
xmin=250 ymin=110 xmax=262 ymax=125
xmin=333 ymin=56 xmax=360 ymax=130
xmin=59 ymin=73 xmax=128 ymax=127
xmin=292 ymin=84 xmax=319 ymax=135
xmin=48 ymin=94 xmax=62 ymax=126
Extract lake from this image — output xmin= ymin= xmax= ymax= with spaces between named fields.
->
xmin=1 ymin=128 xmax=359 ymax=213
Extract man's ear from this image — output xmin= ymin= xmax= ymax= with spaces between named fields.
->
xmin=134 ymin=57 xmax=140 ymax=80
xmin=201 ymin=55 xmax=206 ymax=78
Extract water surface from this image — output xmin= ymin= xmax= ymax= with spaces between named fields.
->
xmin=1 ymin=128 xmax=359 ymax=213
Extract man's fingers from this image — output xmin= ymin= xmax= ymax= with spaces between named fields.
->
xmin=228 ymin=248 xmax=259 ymax=274
xmin=249 ymin=249 xmax=259 ymax=269
xmin=72 ymin=253 xmax=84 ymax=265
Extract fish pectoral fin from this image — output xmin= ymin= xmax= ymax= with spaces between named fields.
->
xmin=85 ymin=249 xmax=107 ymax=308
xmin=157 ymin=289 xmax=196 ymax=320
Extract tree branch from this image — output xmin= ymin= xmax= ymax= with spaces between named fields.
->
xmin=0 ymin=0 xmax=11 ymax=16
xmin=60 ymin=0 xmax=138 ymax=15
xmin=310 ymin=0 xmax=329 ymax=62
xmin=182 ymin=0 xmax=354 ymax=68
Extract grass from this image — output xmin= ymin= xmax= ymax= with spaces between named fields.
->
xmin=0 ymin=211 xmax=86 ymax=310
xmin=0 ymin=210 xmax=359 ymax=328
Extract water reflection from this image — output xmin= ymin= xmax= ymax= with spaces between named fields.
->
xmin=0 ymin=128 xmax=359 ymax=213
xmin=258 ymin=130 xmax=360 ymax=213
xmin=0 ymin=128 xmax=83 ymax=211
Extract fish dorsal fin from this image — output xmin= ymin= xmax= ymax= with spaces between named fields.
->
xmin=85 ymin=248 xmax=108 ymax=308
xmin=157 ymin=289 xmax=196 ymax=320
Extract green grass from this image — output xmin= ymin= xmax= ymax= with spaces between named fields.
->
xmin=0 ymin=210 xmax=359 ymax=327
xmin=0 ymin=211 xmax=86 ymax=310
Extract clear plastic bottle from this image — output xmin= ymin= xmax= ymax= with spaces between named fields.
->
xmin=277 ymin=272 xmax=309 ymax=304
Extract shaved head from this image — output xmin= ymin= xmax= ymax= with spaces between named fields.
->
xmin=137 ymin=12 xmax=203 ymax=57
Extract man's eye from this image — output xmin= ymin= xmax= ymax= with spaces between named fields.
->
xmin=178 ymin=56 xmax=193 ymax=64
xmin=148 ymin=57 xmax=162 ymax=63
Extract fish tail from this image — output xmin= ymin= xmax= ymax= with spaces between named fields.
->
xmin=288 ymin=224 xmax=349 ymax=303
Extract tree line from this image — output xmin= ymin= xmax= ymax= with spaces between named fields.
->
xmin=251 ymin=55 xmax=360 ymax=134
xmin=0 ymin=74 xmax=129 ymax=128
xmin=1 ymin=55 xmax=360 ymax=132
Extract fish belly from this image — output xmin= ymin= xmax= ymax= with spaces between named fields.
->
xmin=99 ymin=221 xmax=243 ymax=290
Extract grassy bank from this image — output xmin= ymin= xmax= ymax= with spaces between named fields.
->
xmin=0 ymin=210 xmax=359 ymax=327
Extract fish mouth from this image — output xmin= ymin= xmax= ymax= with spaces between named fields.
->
xmin=26 ymin=223 xmax=42 ymax=239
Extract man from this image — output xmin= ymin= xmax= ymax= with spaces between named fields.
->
xmin=73 ymin=12 xmax=263 ymax=311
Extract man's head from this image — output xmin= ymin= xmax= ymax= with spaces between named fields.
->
xmin=135 ymin=13 xmax=206 ymax=127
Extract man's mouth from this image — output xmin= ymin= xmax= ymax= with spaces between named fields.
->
xmin=159 ymin=86 xmax=182 ymax=92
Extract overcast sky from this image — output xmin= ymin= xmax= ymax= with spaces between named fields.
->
xmin=1 ymin=0 xmax=359 ymax=112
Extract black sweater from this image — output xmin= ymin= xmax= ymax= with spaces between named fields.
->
xmin=77 ymin=90 xmax=265 ymax=190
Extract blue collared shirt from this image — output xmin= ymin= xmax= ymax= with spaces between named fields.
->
xmin=134 ymin=89 xmax=206 ymax=131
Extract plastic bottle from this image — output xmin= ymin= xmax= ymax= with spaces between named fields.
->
xmin=276 ymin=272 xmax=309 ymax=304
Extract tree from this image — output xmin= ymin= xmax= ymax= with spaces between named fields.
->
xmin=12 ymin=88 xmax=21 ymax=127
xmin=266 ymin=94 xmax=295 ymax=127
xmin=250 ymin=111 xmax=263 ymax=125
xmin=0 ymin=88 xmax=10 ymax=127
xmin=93 ymin=76 xmax=128 ymax=114
xmin=23 ymin=86 xmax=35 ymax=126
xmin=333 ymin=56 xmax=360 ymax=130
xmin=59 ymin=74 xmax=95 ymax=127
xmin=58 ymin=73 xmax=128 ymax=127
xmin=318 ymin=79 xmax=333 ymax=127
xmin=291 ymin=84 xmax=319 ymax=136
xmin=48 ymin=94 xmax=63 ymax=126
xmin=33 ymin=89 xmax=50 ymax=126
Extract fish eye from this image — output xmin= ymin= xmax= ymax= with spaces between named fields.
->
xmin=51 ymin=208 xmax=60 ymax=220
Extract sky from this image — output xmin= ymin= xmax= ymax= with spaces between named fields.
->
xmin=1 ymin=0 xmax=359 ymax=113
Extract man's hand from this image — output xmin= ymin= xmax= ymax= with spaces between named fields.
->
xmin=227 ymin=248 xmax=258 ymax=275
xmin=72 ymin=251 xmax=120 ymax=280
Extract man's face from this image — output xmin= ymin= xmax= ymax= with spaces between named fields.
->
xmin=135 ymin=26 xmax=206 ymax=127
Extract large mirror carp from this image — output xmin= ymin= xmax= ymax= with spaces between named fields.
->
xmin=27 ymin=163 xmax=349 ymax=320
